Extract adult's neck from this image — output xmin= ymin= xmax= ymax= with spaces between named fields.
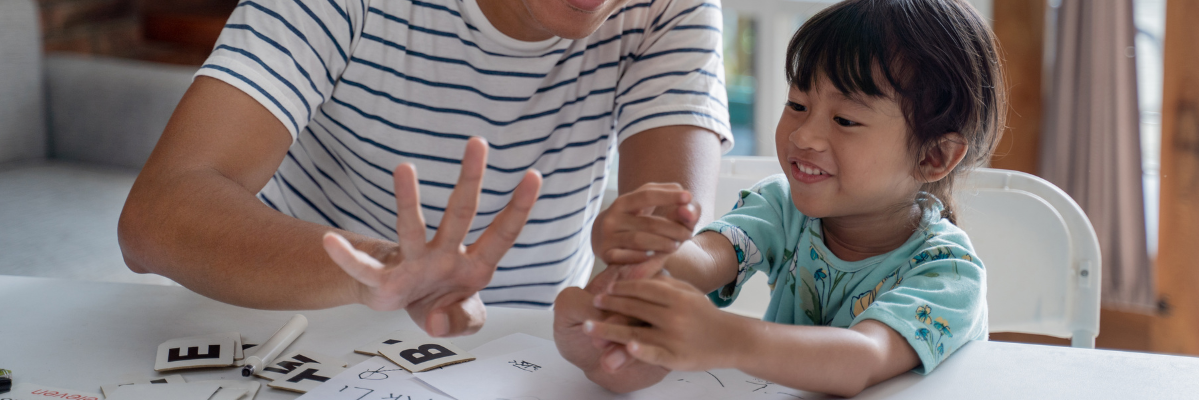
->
xmin=821 ymin=202 xmax=922 ymax=262
xmin=477 ymin=0 xmax=556 ymax=42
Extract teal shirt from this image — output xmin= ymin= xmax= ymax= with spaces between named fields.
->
xmin=702 ymin=175 xmax=988 ymax=374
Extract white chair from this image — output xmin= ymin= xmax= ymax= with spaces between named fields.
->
xmin=715 ymin=157 xmax=1103 ymax=349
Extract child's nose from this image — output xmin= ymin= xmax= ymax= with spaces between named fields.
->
xmin=788 ymin=118 xmax=829 ymax=151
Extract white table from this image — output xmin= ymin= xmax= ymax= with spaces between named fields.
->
xmin=2 ymin=275 xmax=1196 ymax=399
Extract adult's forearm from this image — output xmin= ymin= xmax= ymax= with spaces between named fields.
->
xmin=618 ymin=126 xmax=723 ymax=226
xmin=119 ymin=168 xmax=387 ymax=310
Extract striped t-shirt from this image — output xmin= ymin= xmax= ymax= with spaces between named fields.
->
xmin=197 ymin=0 xmax=732 ymax=307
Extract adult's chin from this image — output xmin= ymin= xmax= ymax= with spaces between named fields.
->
xmin=524 ymin=0 xmax=628 ymax=39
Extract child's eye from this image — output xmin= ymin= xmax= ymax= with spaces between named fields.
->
xmin=833 ymin=116 xmax=859 ymax=127
xmin=785 ymin=101 xmax=807 ymax=112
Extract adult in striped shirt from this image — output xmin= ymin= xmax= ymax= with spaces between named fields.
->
xmin=119 ymin=0 xmax=729 ymax=341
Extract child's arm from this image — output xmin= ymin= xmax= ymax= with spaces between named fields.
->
xmin=651 ymin=230 xmax=741 ymax=292
xmin=584 ymin=274 xmax=920 ymax=397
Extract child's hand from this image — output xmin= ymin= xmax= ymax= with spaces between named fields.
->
xmin=593 ymin=183 xmax=699 ymax=266
xmin=584 ymin=272 xmax=748 ymax=372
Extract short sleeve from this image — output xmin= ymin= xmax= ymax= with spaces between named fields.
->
xmin=614 ymin=0 xmax=732 ymax=152
xmin=195 ymin=0 xmax=367 ymax=141
xmin=852 ymin=242 xmax=988 ymax=374
xmin=700 ymin=175 xmax=804 ymax=307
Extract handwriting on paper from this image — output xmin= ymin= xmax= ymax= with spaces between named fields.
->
xmin=296 ymin=357 xmax=452 ymax=400
xmin=508 ymin=360 xmax=541 ymax=373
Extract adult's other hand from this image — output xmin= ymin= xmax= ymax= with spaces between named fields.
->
xmin=322 ymin=137 xmax=542 ymax=337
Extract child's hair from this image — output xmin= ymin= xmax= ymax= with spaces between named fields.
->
xmin=784 ymin=0 xmax=1005 ymax=224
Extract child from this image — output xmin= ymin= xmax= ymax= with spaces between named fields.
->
xmin=557 ymin=0 xmax=1005 ymax=396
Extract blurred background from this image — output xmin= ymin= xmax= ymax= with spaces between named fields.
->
xmin=5 ymin=0 xmax=1196 ymax=356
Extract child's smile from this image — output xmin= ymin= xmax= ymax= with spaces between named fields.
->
xmin=789 ymin=159 xmax=832 ymax=184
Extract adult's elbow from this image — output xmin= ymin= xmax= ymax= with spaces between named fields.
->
xmin=117 ymin=195 xmax=156 ymax=274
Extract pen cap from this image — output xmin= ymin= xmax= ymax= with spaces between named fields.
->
xmin=246 ymin=314 xmax=308 ymax=364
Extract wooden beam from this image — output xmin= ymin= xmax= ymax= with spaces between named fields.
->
xmin=989 ymin=0 xmax=1044 ymax=174
xmin=1150 ymin=0 xmax=1199 ymax=356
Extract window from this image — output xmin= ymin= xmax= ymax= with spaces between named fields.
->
xmin=1133 ymin=0 xmax=1166 ymax=256
xmin=719 ymin=0 xmax=994 ymax=156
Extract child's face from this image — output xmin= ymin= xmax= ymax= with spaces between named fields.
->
xmin=774 ymin=78 xmax=924 ymax=220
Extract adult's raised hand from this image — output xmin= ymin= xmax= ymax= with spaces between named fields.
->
xmin=322 ymin=137 xmax=542 ymax=337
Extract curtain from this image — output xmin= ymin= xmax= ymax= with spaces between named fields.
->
xmin=1039 ymin=0 xmax=1153 ymax=309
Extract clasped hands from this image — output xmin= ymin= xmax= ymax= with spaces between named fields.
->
xmin=554 ymin=183 xmax=745 ymax=393
xmin=321 ymin=137 xmax=543 ymax=337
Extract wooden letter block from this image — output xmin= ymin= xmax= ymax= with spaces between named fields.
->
xmin=154 ymin=332 xmax=238 ymax=371
xmin=267 ymin=364 xmax=346 ymax=393
xmin=379 ymin=338 xmax=475 ymax=372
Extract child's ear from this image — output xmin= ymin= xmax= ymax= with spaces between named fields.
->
xmin=916 ymin=133 xmax=969 ymax=183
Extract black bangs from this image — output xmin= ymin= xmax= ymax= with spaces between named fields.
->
xmin=784 ymin=0 xmax=1003 ymax=144
xmin=786 ymin=0 xmax=900 ymax=99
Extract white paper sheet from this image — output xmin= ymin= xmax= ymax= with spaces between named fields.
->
xmin=296 ymin=357 xmax=453 ymax=400
xmin=467 ymin=333 xmax=550 ymax=360
xmin=416 ymin=334 xmax=819 ymax=400
xmin=191 ymin=380 xmax=262 ymax=400
xmin=415 ymin=341 xmax=723 ymax=400
xmin=686 ymin=369 xmax=816 ymax=400
xmin=297 ymin=333 xmax=820 ymax=400
xmin=105 ymin=382 xmax=221 ymax=400
xmin=101 ymin=374 xmax=187 ymax=397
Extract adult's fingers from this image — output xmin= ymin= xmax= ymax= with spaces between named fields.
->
xmin=610 ymin=186 xmax=691 ymax=214
xmin=470 ymin=169 xmax=542 ymax=266
xmin=553 ymin=287 xmax=605 ymax=325
xmin=603 ymin=249 xmax=656 ymax=265
xmin=426 ymin=293 xmax=487 ymax=338
xmin=584 ymin=266 xmax=623 ymax=295
xmin=322 ymin=232 xmax=384 ymax=288
xmin=621 ymin=213 xmax=696 ymax=242
xmin=660 ymin=202 xmax=701 ymax=231
xmin=433 ymin=137 xmax=488 ymax=249
xmin=392 ymin=163 xmax=427 ymax=257
xmin=600 ymin=345 xmax=632 ymax=373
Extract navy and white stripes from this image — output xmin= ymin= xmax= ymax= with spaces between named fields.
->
xmin=198 ymin=0 xmax=731 ymax=307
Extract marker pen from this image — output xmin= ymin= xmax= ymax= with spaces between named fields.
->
xmin=241 ymin=314 xmax=307 ymax=377
xmin=0 ymin=369 xmax=12 ymax=393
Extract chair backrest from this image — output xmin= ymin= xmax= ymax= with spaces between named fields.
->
xmin=714 ymin=157 xmax=1102 ymax=348
xmin=0 ymin=0 xmax=46 ymax=164
xmin=954 ymin=168 xmax=1101 ymax=348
